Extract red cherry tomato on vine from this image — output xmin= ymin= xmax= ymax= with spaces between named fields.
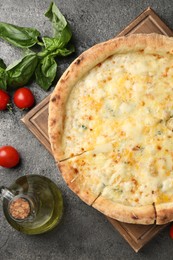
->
xmin=0 ymin=146 xmax=20 ymax=168
xmin=13 ymin=87 xmax=35 ymax=109
xmin=170 ymin=224 xmax=173 ymax=239
xmin=0 ymin=90 xmax=10 ymax=110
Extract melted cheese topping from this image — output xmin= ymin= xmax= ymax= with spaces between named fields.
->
xmin=61 ymin=51 xmax=173 ymax=206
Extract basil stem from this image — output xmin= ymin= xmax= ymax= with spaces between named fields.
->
xmin=51 ymin=44 xmax=75 ymax=57
xmin=0 ymin=22 xmax=40 ymax=48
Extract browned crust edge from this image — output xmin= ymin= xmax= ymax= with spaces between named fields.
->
xmin=48 ymin=33 xmax=173 ymax=162
xmin=92 ymin=196 xmax=156 ymax=224
xmin=155 ymin=203 xmax=173 ymax=224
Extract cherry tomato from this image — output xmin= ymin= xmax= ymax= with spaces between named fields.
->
xmin=0 ymin=90 xmax=10 ymax=110
xmin=170 ymin=224 xmax=173 ymax=239
xmin=13 ymin=87 xmax=35 ymax=109
xmin=0 ymin=146 xmax=20 ymax=168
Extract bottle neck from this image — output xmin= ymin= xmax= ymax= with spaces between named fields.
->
xmin=0 ymin=186 xmax=37 ymax=222
xmin=0 ymin=186 xmax=14 ymax=201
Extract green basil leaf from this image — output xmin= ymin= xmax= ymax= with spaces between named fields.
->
xmin=0 ymin=58 xmax=6 ymax=69
xmin=42 ymin=37 xmax=65 ymax=51
xmin=45 ymin=2 xmax=67 ymax=35
xmin=57 ymin=24 xmax=72 ymax=46
xmin=45 ymin=2 xmax=72 ymax=45
xmin=0 ymin=68 xmax=7 ymax=90
xmin=35 ymin=55 xmax=57 ymax=90
xmin=0 ymin=22 xmax=40 ymax=48
xmin=6 ymin=53 xmax=38 ymax=87
xmin=0 ymin=58 xmax=7 ymax=89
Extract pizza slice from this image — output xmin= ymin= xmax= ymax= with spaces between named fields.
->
xmin=58 ymin=143 xmax=114 ymax=205
xmin=58 ymin=141 xmax=158 ymax=224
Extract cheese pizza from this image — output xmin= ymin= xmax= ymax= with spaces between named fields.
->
xmin=48 ymin=33 xmax=173 ymax=224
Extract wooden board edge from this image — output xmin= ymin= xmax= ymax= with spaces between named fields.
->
xmin=107 ymin=218 xmax=169 ymax=252
xmin=21 ymin=116 xmax=52 ymax=154
xmin=107 ymin=217 xmax=142 ymax=252
xmin=21 ymin=95 xmax=52 ymax=154
xmin=21 ymin=95 xmax=50 ymax=123
xmin=149 ymin=9 xmax=173 ymax=36
xmin=117 ymin=7 xmax=151 ymax=36
xmin=117 ymin=6 xmax=173 ymax=37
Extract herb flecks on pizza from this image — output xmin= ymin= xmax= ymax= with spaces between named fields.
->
xmin=48 ymin=34 xmax=173 ymax=224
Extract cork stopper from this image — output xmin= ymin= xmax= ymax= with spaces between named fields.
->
xmin=9 ymin=197 xmax=31 ymax=220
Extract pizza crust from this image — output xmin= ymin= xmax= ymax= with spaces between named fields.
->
xmin=48 ymin=33 xmax=173 ymax=162
xmin=92 ymin=196 xmax=156 ymax=224
xmin=155 ymin=203 xmax=173 ymax=225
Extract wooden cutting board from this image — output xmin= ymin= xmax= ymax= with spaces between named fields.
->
xmin=21 ymin=7 xmax=172 ymax=252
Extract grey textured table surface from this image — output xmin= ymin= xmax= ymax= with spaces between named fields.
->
xmin=1 ymin=0 xmax=173 ymax=259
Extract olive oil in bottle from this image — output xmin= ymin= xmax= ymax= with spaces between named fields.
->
xmin=0 ymin=175 xmax=63 ymax=235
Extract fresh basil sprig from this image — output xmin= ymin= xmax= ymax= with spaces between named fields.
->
xmin=34 ymin=2 xmax=75 ymax=90
xmin=0 ymin=2 xmax=75 ymax=91
xmin=0 ymin=22 xmax=40 ymax=48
